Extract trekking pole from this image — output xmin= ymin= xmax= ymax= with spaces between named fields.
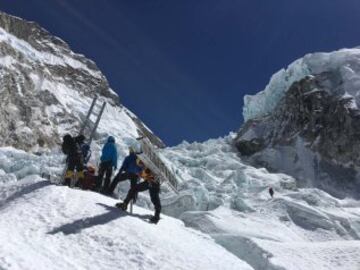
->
xmin=59 ymin=158 xmax=68 ymax=185
xmin=70 ymin=169 xmax=78 ymax=188
xmin=130 ymin=199 xmax=133 ymax=214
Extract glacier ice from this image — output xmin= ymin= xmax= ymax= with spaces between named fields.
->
xmin=0 ymin=132 xmax=360 ymax=269
xmin=243 ymin=48 xmax=360 ymax=121
xmin=243 ymin=58 xmax=310 ymax=121
xmin=159 ymin=135 xmax=360 ymax=269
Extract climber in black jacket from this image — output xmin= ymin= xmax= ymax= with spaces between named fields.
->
xmin=62 ymin=134 xmax=84 ymax=186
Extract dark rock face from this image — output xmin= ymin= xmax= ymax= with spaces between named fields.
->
xmin=235 ymin=73 xmax=360 ymax=198
xmin=235 ymin=137 xmax=265 ymax=156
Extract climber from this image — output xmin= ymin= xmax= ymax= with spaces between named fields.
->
xmin=74 ymin=134 xmax=91 ymax=165
xmin=61 ymin=134 xmax=84 ymax=187
xmin=105 ymin=146 xmax=141 ymax=195
xmin=116 ymin=159 xmax=161 ymax=224
xmin=97 ymin=136 xmax=118 ymax=193
xmin=269 ymin=187 xmax=274 ymax=198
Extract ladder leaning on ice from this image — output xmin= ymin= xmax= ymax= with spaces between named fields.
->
xmin=137 ymin=135 xmax=179 ymax=194
xmin=58 ymin=96 xmax=107 ymax=186
xmin=80 ymin=96 xmax=107 ymax=145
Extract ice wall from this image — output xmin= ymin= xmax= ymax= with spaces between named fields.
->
xmin=243 ymin=48 xmax=360 ymax=121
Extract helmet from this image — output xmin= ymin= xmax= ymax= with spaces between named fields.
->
xmin=136 ymin=158 xmax=145 ymax=167
xmin=107 ymin=136 xmax=115 ymax=143
xmin=129 ymin=141 xmax=141 ymax=154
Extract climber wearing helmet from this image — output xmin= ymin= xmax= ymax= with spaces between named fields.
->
xmin=105 ymin=146 xmax=142 ymax=195
xmin=116 ymin=159 xmax=162 ymax=224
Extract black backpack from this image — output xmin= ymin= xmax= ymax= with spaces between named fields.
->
xmin=62 ymin=134 xmax=75 ymax=155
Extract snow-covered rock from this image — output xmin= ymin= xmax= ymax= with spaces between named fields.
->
xmin=0 ymin=11 xmax=163 ymax=152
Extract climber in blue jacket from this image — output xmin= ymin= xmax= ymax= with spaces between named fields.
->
xmin=106 ymin=146 xmax=142 ymax=195
xmin=97 ymin=136 xmax=118 ymax=193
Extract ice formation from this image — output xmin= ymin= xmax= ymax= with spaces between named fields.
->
xmin=243 ymin=48 xmax=360 ymax=121
xmin=1 ymin=133 xmax=359 ymax=269
xmin=159 ymin=135 xmax=360 ymax=269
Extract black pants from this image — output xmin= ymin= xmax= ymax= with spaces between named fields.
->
xmin=108 ymin=172 xmax=138 ymax=194
xmin=67 ymin=155 xmax=84 ymax=172
xmin=124 ymin=181 xmax=161 ymax=218
xmin=64 ymin=155 xmax=84 ymax=186
xmin=97 ymin=161 xmax=113 ymax=191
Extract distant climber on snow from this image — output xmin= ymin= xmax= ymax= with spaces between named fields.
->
xmin=61 ymin=134 xmax=84 ymax=187
xmin=116 ymin=159 xmax=161 ymax=224
xmin=106 ymin=146 xmax=142 ymax=195
xmin=97 ymin=136 xmax=118 ymax=193
xmin=269 ymin=187 xmax=274 ymax=198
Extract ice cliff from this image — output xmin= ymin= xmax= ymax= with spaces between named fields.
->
xmin=243 ymin=48 xmax=360 ymax=121
xmin=237 ymin=48 xmax=360 ymax=198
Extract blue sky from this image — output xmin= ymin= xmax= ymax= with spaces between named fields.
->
xmin=1 ymin=0 xmax=360 ymax=145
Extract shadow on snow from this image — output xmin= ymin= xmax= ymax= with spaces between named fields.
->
xmin=0 ymin=180 xmax=51 ymax=208
xmin=48 ymin=203 xmax=153 ymax=235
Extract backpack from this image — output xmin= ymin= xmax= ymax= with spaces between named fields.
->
xmin=62 ymin=134 xmax=75 ymax=155
xmin=80 ymin=143 xmax=92 ymax=164
xmin=78 ymin=166 xmax=97 ymax=190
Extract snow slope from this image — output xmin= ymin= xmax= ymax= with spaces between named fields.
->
xmin=0 ymin=175 xmax=252 ymax=270
xmin=160 ymin=135 xmax=360 ymax=270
